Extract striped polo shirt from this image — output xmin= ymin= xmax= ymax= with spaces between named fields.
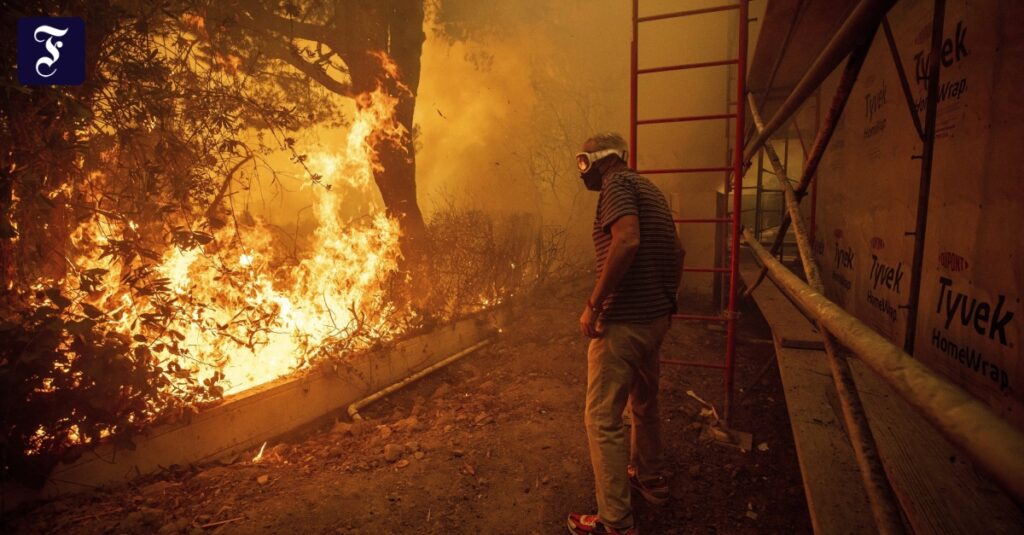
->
xmin=593 ymin=169 xmax=680 ymax=323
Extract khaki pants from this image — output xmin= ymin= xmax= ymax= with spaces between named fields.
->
xmin=585 ymin=315 xmax=671 ymax=529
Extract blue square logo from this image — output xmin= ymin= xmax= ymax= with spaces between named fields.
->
xmin=17 ymin=17 xmax=86 ymax=86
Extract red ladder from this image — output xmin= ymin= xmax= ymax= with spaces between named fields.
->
xmin=629 ymin=0 xmax=749 ymax=421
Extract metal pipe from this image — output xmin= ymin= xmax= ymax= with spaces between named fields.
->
xmin=755 ymin=149 xmax=764 ymax=240
xmin=629 ymin=0 xmax=638 ymax=169
xmin=637 ymin=113 xmax=736 ymax=125
xmin=743 ymin=230 xmax=1024 ymax=505
xmin=882 ymin=16 xmax=925 ymax=140
xmin=722 ymin=0 xmax=748 ymax=423
xmin=674 ymin=313 xmax=729 ymax=322
xmin=748 ymin=95 xmax=820 ymax=288
xmin=640 ymin=166 xmax=734 ymax=174
xmin=903 ymin=0 xmax=945 ymax=355
xmin=638 ymin=3 xmax=740 ymax=23
xmin=661 ymin=359 xmax=728 ymax=370
xmin=638 ymin=58 xmax=738 ymax=75
xmin=810 ymin=88 xmax=820 ymax=245
xmin=795 ymin=29 xmax=873 ymax=197
xmin=744 ymin=34 xmax=873 ymax=296
xmin=750 ymin=98 xmax=906 ymax=534
xmin=744 ymin=0 xmax=895 ymax=163
xmin=675 ymin=218 xmax=731 ymax=224
xmin=744 ymin=0 xmax=806 ymax=147
xmin=348 ymin=339 xmax=493 ymax=421
xmin=684 ymin=267 xmax=731 ymax=273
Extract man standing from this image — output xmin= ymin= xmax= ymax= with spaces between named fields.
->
xmin=567 ymin=133 xmax=684 ymax=535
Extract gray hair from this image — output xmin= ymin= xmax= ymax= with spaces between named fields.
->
xmin=585 ymin=132 xmax=629 ymax=153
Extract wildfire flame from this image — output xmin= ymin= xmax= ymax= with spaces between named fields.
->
xmin=61 ymin=84 xmax=410 ymax=398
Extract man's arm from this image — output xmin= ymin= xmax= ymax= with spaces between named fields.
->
xmin=581 ymin=214 xmax=640 ymax=338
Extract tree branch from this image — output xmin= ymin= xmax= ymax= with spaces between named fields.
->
xmin=253 ymin=32 xmax=354 ymax=97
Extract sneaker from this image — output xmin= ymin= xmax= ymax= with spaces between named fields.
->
xmin=628 ymin=465 xmax=669 ymax=506
xmin=566 ymin=513 xmax=638 ymax=535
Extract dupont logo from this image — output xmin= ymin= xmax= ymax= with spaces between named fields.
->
xmin=938 ymin=251 xmax=970 ymax=272
xmin=17 ymin=17 xmax=85 ymax=85
xmin=870 ymin=237 xmax=885 ymax=250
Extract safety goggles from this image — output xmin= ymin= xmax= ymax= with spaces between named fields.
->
xmin=575 ymin=148 xmax=628 ymax=173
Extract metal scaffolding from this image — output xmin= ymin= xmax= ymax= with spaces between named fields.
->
xmin=629 ymin=0 xmax=749 ymax=422
xmin=740 ymin=0 xmax=1024 ymax=522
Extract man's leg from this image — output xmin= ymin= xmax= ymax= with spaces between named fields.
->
xmin=585 ymin=323 xmax=639 ymax=530
xmin=630 ymin=315 xmax=671 ymax=483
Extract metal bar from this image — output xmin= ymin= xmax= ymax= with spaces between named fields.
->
xmin=750 ymin=99 xmax=906 ymax=534
xmin=756 ymin=149 xmax=764 ymax=239
xmin=638 ymin=58 xmax=738 ymax=75
xmin=723 ymin=0 xmax=748 ymax=423
xmin=745 ymin=0 xmax=806 ymax=146
xmin=792 ymin=114 xmax=810 ymax=158
xmin=743 ymin=230 xmax=1024 ymax=505
xmin=629 ymin=0 xmax=638 ymax=169
xmin=749 ymin=96 xmax=822 ymax=289
xmin=639 ymin=166 xmax=733 ymax=174
xmin=637 ymin=113 xmax=736 ymax=125
xmin=810 ymin=88 xmax=821 ymax=245
xmin=744 ymin=0 xmax=896 ymax=163
xmin=684 ymin=267 xmax=731 ymax=273
xmin=674 ymin=218 xmax=731 ymax=223
xmin=782 ymin=135 xmax=790 ymax=234
xmin=904 ymin=0 xmax=946 ymax=354
xmin=349 ymin=340 xmax=493 ymax=421
xmin=745 ymin=33 xmax=874 ymax=296
xmin=882 ymin=16 xmax=925 ymax=140
xmin=661 ymin=359 xmax=728 ymax=370
xmin=673 ymin=313 xmax=728 ymax=322
xmin=638 ymin=4 xmax=739 ymax=23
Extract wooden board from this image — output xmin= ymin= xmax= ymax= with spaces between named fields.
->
xmin=741 ymin=252 xmax=1024 ymax=533
xmin=741 ymin=256 xmax=876 ymax=534
xmin=849 ymin=359 xmax=1024 ymax=535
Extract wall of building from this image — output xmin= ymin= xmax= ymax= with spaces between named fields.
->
xmin=812 ymin=0 xmax=1023 ymax=428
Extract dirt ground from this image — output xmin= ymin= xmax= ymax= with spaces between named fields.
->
xmin=5 ymin=284 xmax=812 ymax=534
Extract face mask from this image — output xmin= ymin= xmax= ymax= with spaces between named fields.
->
xmin=580 ymin=166 xmax=604 ymax=191
xmin=575 ymin=148 xmax=627 ymax=192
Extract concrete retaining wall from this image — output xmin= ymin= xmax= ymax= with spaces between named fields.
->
xmin=2 ymin=307 xmax=509 ymax=511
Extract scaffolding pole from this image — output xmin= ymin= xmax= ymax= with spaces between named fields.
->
xmin=903 ymin=0 xmax=946 ymax=354
xmin=744 ymin=35 xmax=873 ymax=296
xmin=722 ymin=0 xmax=749 ymax=423
xmin=743 ymin=232 xmax=1024 ymax=505
xmin=750 ymin=97 xmax=906 ymax=535
xmin=743 ymin=0 xmax=896 ymax=163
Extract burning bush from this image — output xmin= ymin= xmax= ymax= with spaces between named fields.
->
xmin=0 ymin=1 xmax=579 ymax=490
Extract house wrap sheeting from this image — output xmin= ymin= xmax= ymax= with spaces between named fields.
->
xmin=811 ymin=0 xmax=1023 ymax=428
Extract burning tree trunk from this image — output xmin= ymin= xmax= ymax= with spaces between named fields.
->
xmin=210 ymin=0 xmax=430 ymax=266
xmin=353 ymin=3 xmax=429 ymax=266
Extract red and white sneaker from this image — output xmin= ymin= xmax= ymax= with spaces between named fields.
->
xmin=566 ymin=512 xmax=638 ymax=535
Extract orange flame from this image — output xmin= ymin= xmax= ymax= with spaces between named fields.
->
xmin=63 ymin=84 xmax=411 ymax=397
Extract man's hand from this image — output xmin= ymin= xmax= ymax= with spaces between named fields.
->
xmin=580 ymin=304 xmax=601 ymax=338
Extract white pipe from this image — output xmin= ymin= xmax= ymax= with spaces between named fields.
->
xmin=347 ymin=338 xmax=494 ymax=421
